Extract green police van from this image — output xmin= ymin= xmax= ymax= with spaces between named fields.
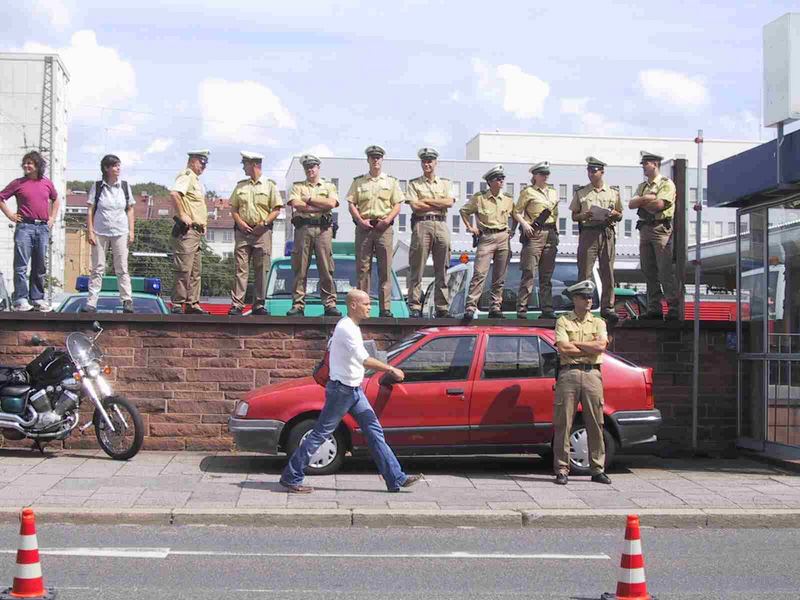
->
xmin=265 ymin=241 xmax=409 ymax=318
xmin=56 ymin=276 xmax=169 ymax=314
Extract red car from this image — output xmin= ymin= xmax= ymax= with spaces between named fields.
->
xmin=229 ymin=326 xmax=660 ymax=476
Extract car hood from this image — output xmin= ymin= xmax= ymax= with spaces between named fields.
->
xmin=242 ymin=377 xmax=328 ymax=421
xmin=245 ymin=377 xmax=319 ymax=402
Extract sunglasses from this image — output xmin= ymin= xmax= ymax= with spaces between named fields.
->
xmin=587 ymin=167 xmax=603 ymax=173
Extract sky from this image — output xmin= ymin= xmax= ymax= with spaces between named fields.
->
xmin=2 ymin=0 xmax=797 ymax=194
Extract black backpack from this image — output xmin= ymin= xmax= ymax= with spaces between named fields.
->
xmin=93 ymin=180 xmax=132 ymax=214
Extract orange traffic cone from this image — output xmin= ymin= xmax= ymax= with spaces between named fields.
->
xmin=601 ymin=514 xmax=655 ymax=600
xmin=0 ymin=508 xmax=55 ymax=600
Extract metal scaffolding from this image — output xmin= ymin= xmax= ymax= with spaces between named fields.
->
xmin=39 ymin=56 xmax=55 ymax=302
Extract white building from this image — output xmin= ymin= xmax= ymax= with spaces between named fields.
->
xmin=0 ymin=52 xmax=69 ymax=299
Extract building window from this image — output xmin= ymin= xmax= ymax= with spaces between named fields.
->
xmin=398 ymin=214 xmax=407 ymax=232
xmin=624 ymin=186 xmax=633 ymax=201
xmin=330 ymin=177 xmax=339 ymax=191
xmin=206 ymin=230 xmax=215 ymax=242
xmin=624 ymin=219 xmax=632 ymax=237
xmin=728 ymin=222 xmax=736 ymax=235
xmin=506 ymin=182 xmax=515 ymax=197
xmin=701 ymin=221 xmax=710 ymax=241
xmin=451 ymin=181 xmax=461 ymax=200
xmin=702 ymin=187 xmax=708 ymax=206
xmin=399 ymin=180 xmax=407 ymax=193
xmin=558 ymin=218 xmax=567 ymax=236
xmin=741 ymin=221 xmax=749 ymax=234
xmin=714 ymin=221 xmax=723 ymax=238
xmin=559 ymin=184 xmax=567 ymax=202
xmin=223 ymin=230 xmax=233 ymax=243
xmin=571 ymin=222 xmax=579 ymax=236
xmin=452 ymin=215 xmax=460 ymax=233
xmin=466 ymin=181 xmax=474 ymax=196
xmin=480 ymin=181 xmax=488 ymax=193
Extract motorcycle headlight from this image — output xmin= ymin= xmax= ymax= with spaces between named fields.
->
xmin=234 ymin=401 xmax=249 ymax=417
xmin=86 ymin=363 xmax=100 ymax=378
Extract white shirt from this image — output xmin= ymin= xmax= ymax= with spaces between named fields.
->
xmin=87 ymin=181 xmax=134 ymax=237
xmin=328 ymin=317 xmax=370 ymax=387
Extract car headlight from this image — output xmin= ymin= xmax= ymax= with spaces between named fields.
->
xmin=234 ymin=401 xmax=249 ymax=417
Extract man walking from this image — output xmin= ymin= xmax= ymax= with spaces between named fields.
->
xmin=514 ymin=161 xmax=559 ymax=319
xmin=571 ymin=157 xmax=623 ymax=323
xmin=228 ymin=151 xmax=282 ymax=316
xmin=460 ymin=165 xmax=514 ymax=320
xmin=629 ymin=151 xmax=679 ymax=320
xmin=406 ymin=147 xmax=453 ymax=318
xmin=287 ymin=154 xmax=340 ymax=317
xmin=0 ymin=151 xmax=60 ymax=312
xmin=347 ymin=145 xmax=403 ymax=318
xmin=170 ymin=150 xmax=210 ymax=315
xmin=280 ymin=288 xmax=423 ymax=493
xmin=552 ymin=280 xmax=611 ymax=486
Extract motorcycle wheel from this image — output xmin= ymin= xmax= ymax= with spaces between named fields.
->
xmin=93 ymin=396 xmax=144 ymax=460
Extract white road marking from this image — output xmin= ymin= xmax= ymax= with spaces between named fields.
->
xmin=0 ymin=548 xmax=610 ymax=561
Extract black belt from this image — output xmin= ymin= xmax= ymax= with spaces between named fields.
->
xmin=560 ymin=364 xmax=601 ymax=371
xmin=295 ymin=218 xmax=324 ymax=227
xmin=480 ymin=227 xmax=508 ymax=234
xmin=412 ymin=215 xmax=446 ymax=224
xmin=235 ymin=223 xmax=273 ymax=232
xmin=368 ymin=218 xmax=392 ymax=227
xmin=538 ymin=223 xmax=557 ymax=230
xmin=20 ymin=217 xmax=47 ymax=225
xmin=579 ymin=223 xmax=609 ymax=230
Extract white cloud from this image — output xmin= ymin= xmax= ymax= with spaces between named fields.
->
xmin=145 ymin=138 xmax=175 ymax=154
xmin=31 ymin=0 xmax=71 ymax=30
xmin=560 ymin=97 xmax=626 ymax=135
xmin=420 ymin=128 xmax=450 ymax=150
xmin=114 ymin=150 xmax=143 ymax=168
xmin=472 ymin=58 xmax=550 ymax=119
xmin=638 ymin=69 xmax=709 ymax=109
xmin=718 ymin=110 xmax=761 ymax=139
xmin=21 ymin=30 xmax=136 ymax=120
xmin=199 ymin=79 xmax=296 ymax=146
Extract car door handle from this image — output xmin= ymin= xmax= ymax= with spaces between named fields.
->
xmin=446 ymin=388 xmax=464 ymax=396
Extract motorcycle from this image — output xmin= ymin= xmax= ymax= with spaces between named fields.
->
xmin=0 ymin=321 xmax=144 ymax=460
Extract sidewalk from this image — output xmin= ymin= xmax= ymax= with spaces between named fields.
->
xmin=1 ymin=450 xmax=799 ymax=528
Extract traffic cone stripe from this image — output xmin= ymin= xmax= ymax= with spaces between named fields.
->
xmin=13 ymin=562 xmax=42 ymax=580
xmin=624 ymin=539 xmax=642 ymax=554
xmin=620 ymin=553 xmax=644 ymax=569
xmin=15 ymin=549 xmax=40 ymax=565
xmin=16 ymin=536 xmax=37 ymax=552
xmin=617 ymin=567 xmax=646 ymax=584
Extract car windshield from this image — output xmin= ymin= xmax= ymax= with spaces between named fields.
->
xmin=365 ymin=332 xmax=424 ymax=376
xmin=267 ymin=259 xmax=403 ymax=301
xmin=477 ymin=262 xmax=599 ymax=311
xmin=60 ymin=296 xmax=165 ymax=314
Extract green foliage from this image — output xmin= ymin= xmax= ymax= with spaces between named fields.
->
xmin=131 ymin=182 xmax=170 ymax=196
xmin=67 ymin=180 xmax=92 ymax=193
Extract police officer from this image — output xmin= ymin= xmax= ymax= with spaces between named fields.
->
xmin=228 ymin=151 xmax=282 ymax=316
xmin=287 ymin=154 xmax=341 ymax=317
xmin=347 ymin=145 xmax=403 ymax=318
xmin=552 ymin=280 xmax=611 ymax=486
xmin=514 ymin=161 xmax=559 ymax=320
xmin=169 ymin=149 xmax=210 ymax=314
xmin=571 ymin=157 xmax=623 ymax=323
xmin=629 ymin=151 xmax=679 ymax=320
xmin=460 ymin=165 xmax=514 ymax=320
xmin=406 ymin=147 xmax=454 ymax=318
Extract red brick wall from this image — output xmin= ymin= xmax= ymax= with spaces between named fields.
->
xmin=0 ymin=314 xmax=736 ymax=453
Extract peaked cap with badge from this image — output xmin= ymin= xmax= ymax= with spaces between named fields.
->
xmin=639 ymin=150 xmax=664 ymax=164
xmin=529 ymin=161 xmax=551 ymax=175
xmin=300 ymin=154 xmax=321 ymax=167
xmin=585 ymin=156 xmax=606 ymax=169
xmin=240 ymin=150 xmax=263 ymax=162
xmin=563 ymin=279 xmax=596 ymax=299
xmin=417 ymin=147 xmax=439 ymax=160
xmin=364 ymin=145 xmax=386 ymax=158
xmin=483 ymin=164 xmax=505 ymax=182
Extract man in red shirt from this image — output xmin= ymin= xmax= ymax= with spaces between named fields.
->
xmin=0 ymin=151 xmax=60 ymax=312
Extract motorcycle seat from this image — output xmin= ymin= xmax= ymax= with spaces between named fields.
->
xmin=0 ymin=385 xmax=30 ymax=396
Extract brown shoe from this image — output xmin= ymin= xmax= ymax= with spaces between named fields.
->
xmin=401 ymin=473 xmax=423 ymax=488
xmin=279 ymin=480 xmax=314 ymax=494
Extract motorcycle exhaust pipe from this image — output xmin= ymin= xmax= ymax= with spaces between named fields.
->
xmin=0 ymin=407 xmax=38 ymax=428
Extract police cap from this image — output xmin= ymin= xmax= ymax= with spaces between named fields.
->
xmin=563 ymin=279 xmax=596 ymax=299
xmin=483 ymin=164 xmax=505 ymax=182
xmin=529 ymin=161 xmax=551 ymax=175
xmin=417 ymin=147 xmax=439 ymax=160
xmin=365 ymin=145 xmax=385 ymax=158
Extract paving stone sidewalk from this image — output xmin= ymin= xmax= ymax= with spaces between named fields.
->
xmin=1 ymin=450 xmax=799 ymax=514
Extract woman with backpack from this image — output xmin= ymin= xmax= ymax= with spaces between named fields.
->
xmin=84 ymin=154 xmax=136 ymax=313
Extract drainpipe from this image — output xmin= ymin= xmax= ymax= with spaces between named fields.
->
xmin=692 ymin=131 xmax=703 ymax=453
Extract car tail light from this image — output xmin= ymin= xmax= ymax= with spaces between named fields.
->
xmin=234 ymin=401 xmax=249 ymax=417
xmin=644 ymin=367 xmax=654 ymax=409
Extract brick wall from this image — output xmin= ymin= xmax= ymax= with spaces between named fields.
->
xmin=0 ymin=313 xmax=736 ymax=453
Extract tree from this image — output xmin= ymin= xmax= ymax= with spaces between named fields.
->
xmin=67 ymin=180 xmax=92 ymax=193
xmin=132 ymin=182 xmax=170 ymax=196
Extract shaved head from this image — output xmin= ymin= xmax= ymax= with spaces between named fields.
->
xmin=346 ymin=288 xmax=371 ymax=322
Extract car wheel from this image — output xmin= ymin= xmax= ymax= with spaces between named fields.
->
xmin=568 ymin=422 xmax=617 ymax=477
xmin=284 ymin=418 xmax=346 ymax=476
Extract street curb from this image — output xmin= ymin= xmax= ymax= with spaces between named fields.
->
xmin=2 ymin=507 xmax=800 ymax=528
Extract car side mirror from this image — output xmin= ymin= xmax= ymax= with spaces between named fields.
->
xmin=30 ymin=335 xmax=42 ymax=346
xmin=92 ymin=321 xmax=102 ymax=332
xmin=380 ymin=371 xmax=400 ymax=387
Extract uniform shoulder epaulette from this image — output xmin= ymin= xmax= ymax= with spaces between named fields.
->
xmin=440 ymin=177 xmax=450 ymax=182
xmin=183 ymin=169 xmax=193 ymax=176
xmin=268 ymin=179 xmax=277 ymax=186
xmin=353 ymin=174 xmax=362 ymax=180
xmin=547 ymin=184 xmax=556 ymax=190
xmin=410 ymin=175 xmax=423 ymax=183
xmin=292 ymin=181 xmax=305 ymax=186
xmin=236 ymin=177 xmax=249 ymax=184
xmin=610 ymin=185 xmax=620 ymax=191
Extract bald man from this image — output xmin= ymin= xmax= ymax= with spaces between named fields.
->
xmin=280 ymin=289 xmax=423 ymax=493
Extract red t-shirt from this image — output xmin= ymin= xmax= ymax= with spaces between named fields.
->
xmin=0 ymin=177 xmax=57 ymax=221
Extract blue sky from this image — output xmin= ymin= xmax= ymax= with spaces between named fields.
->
xmin=3 ymin=1 xmax=797 ymax=194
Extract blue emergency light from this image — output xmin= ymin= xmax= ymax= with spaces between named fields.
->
xmin=143 ymin=277 xmax=161 ymax=294
xmin=75 ymin=276 xmax=90 ymax=292
xmin=284 ymin=241 xmax=294 ymax=256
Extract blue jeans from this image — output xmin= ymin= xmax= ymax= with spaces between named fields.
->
xmin=13 ymin=223 xmax=49 ymax=304
xmin=282 ymin=380 xmax=408 ymax=490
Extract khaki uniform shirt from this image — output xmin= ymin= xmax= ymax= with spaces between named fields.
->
xmin=460 ymin=191 xmax=514 ymax=230
xmin=405 ymin=175 xmax=452 ymax=216
xmin=230 ymin=176 xmax=282 ymax=227
xmin=346 ymin=172 xmax=403 ymax=219
xmin=171 ymin=168 xmax=208 ymax=226
xmin=635 ymin=175 xmax=676 ymax=221
xmin=289 ymin=179 xmax=339 ymax=215
xmin=554 ymin=311 xmax=608 ymax=365
xmin=515 ymin=185 xmax=558 ymax=225
xmin=570 ymin=183 xmax=622 ymax=225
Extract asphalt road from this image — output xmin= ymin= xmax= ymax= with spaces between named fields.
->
xmin=0 ymin=524 xmax=797 ymax=599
